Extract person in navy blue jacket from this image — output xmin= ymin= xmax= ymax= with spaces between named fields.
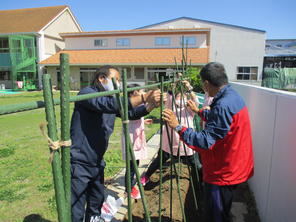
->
xmin=163 ymin=62 xmax=254 ymax=222
xmin=70 ymin=65 xmax=164 ymax=222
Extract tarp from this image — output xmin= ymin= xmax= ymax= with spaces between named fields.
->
xmin=262 ymin=68 xmax=296 ymax=89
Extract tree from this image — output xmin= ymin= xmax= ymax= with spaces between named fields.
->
xmin=187 ymin=66 xmax=203 ymax=93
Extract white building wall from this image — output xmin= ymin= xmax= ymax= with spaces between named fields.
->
xmin=47 ymin=66 xmax=58 ymax=87
xmin=70 ymin=67 xmax=80 ymax=90
xmin=65 ymin=34 xmax=207 ymax=50
xmin=144 ymin=19 xmax=265 ymax=81
xmin=38 ymin=9 xmax=81 ymax=89
xmin=43 ymin=37 xmax=64 ymax=59
xmin=231 ymin=82 xmax=296 ymax=222
xmin=47 ymin=66 xmax=80 ymax=90
xmin=43 ymin=10 xmax=81 ymax=58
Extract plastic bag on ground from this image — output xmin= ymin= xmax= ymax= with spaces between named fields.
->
xmin=101 ymin=195 xmax=124 ymax=222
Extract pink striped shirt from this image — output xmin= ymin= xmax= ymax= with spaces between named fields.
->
xmin=162 ymin=94 xmax=196 ymax=156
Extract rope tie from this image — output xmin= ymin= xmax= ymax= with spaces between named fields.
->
xmin=122 ymin=120 xmax=129 ymax=124
xmin=39 ymin=122 xmax=72 ymax=163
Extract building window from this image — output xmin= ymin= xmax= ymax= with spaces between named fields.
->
xmin=180 ymin=36 xmax=196 ymax=46
xmin=0 ymin=71 xmax=10 ymax=80
xmin=94 ymin=39 xmax=108 ymax=47
xmin=134 ymin=68 xmax=144 ymax=79
xmin=118 ymin=67 xmax=132 ymax=79
xmin=43 ymin=68 xmax=48 ymax=74
xmin=24 ymin=39 xmax=34 ymax=57
xmin=0 ymin=38 xmax=9 ymax=53
xmin=80 ymin=68 xmax=97 ymax=88
xmin=237 ymin=67 xmax=258 ymax=80
xmin=155 ymin=37 xmax=171 ymax=46
xmin=116 ymin=38 xmax=130 ymax=46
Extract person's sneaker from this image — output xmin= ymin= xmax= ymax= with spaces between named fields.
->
xmin=140 ymin=175 xmax=149 ymax=186
xmin=131 ymin=186 xmax=141 ymax=199
xmin=90 ymin=215 xmax=105 ymax=222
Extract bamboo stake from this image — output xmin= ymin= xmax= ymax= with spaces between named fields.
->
xmin=165 ymin=72 xmax=186 ymax=222
xmin=164 ymin=122 xmax=187 ymax=222
xmin=60 ymin=53 xmax=71 ymax=221
xmin=177 ymin=81 xmax=199 ymax=211
xmin=158 ymin=74 xmax=164 ymax=222
xmin=121 ymin=72 xmax=132 ymax=222
xmin=42 ymin=74 xmax=67 ymax=222
xmin=112 ymin=70 xmax=151 ymax=222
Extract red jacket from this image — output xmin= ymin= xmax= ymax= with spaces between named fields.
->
xmin=179 ymin=85 xmax=254 ymax=185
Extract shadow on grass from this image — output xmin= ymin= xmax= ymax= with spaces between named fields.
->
xmin=23 ymin=214 xmax=52 ymax=222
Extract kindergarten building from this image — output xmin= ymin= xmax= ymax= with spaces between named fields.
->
xmin=0 ymin=5 xmax=81 ymax=89
xmin=41 ymin=17 xmax=266 ymax=90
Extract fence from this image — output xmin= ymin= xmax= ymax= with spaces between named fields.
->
xmin=231 ymin=82 xmax=296 ymax=222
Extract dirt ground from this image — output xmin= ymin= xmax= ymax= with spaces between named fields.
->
xmin=127 ymin=161 xmax=260 ymax=222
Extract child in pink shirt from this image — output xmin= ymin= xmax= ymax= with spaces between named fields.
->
xmin=200 ymin=92 xmax=213 ymax=129
xmin=121 ymin=84 xmax=152 ymax=199
xmin=141 ymin=81 xmax=199 ymax=185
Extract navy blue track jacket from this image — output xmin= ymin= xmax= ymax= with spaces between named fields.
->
xmin=70 ymin=86 xmax=149 ymax=166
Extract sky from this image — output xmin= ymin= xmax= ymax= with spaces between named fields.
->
xmin=1 ymin=0 xmax=296 ymax=39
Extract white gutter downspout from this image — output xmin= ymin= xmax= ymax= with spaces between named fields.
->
xmin=36 ymin=31 xmax=45 ymax=89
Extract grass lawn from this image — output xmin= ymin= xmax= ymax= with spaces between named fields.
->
xmin=0 ymin=91 xmax=160 ymax=221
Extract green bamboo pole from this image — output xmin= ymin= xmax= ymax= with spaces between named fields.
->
xmin=42 ymin=74 xmax=67 ymax=222
xmin=169 ymin=75 xmax=175 ymax=220
xmin=160 ymin=71 xmax=185 ymax=222
xmin=176 ymin=54 xmax=200 ymax=210
xmin=112 ymin=72 xmax=151 ymax=222
xmin=158 ymin=75 xmax=164 ymax=222
xmin=121 ymin=72 xmax=132 ymax=222
xmin=0 ymin=81 xmax=174 ymax=115
xmin=164 ymin=122 xmax=186 ymax=222
xmin=60 ymin=53 xmax=71 ymax=221
xmin=177 ymin=81 xmax=199 ymax=211
xmin=172 ymin=77 xmax=186 ymax=222
xmin=181 ymin=54 xmax=201 ymax=193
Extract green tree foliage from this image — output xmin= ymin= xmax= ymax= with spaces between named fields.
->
xmin=187 ymin=67 xmax=203 ymax=93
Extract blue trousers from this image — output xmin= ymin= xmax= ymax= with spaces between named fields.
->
xmin=203 ymin=182 xmax=237 ymax=222
xmin=71 ymin=162 xmax=105 ymax=222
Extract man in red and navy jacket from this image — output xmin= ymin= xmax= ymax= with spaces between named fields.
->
xmin=163 ymin=62 xmax=254 ymax=222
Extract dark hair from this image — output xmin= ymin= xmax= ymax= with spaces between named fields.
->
xmin=200 ymin=62 xmax=228 ymax=87
xmin=127 ymin=83 xmax=141 ymax=97
xmin=92 ymin=65 xmax=119 ymax=88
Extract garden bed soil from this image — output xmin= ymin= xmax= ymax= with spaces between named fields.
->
xmin=126 ymin=161 xmax=260 ymax=222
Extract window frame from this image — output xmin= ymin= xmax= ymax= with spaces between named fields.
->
xmin=116 ymin=38 xmax=130 ymax=47
xmin=236 ymin=66 xmax=258 ymax=81
xmin=94 ymin=39 xmax=108 ymax=47
xmin=0 ymin=71 xmax=10 ymax=80
xmin=180 ymin=36 xmax=196 ymax=46
xmin=155 ymin=37 xmax=171 ymax=46
xmin=0 ymin=38 xmax=9 ymax=53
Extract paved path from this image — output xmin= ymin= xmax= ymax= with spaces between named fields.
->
xmin=105 ymin=132 xmax=160 ymax=222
